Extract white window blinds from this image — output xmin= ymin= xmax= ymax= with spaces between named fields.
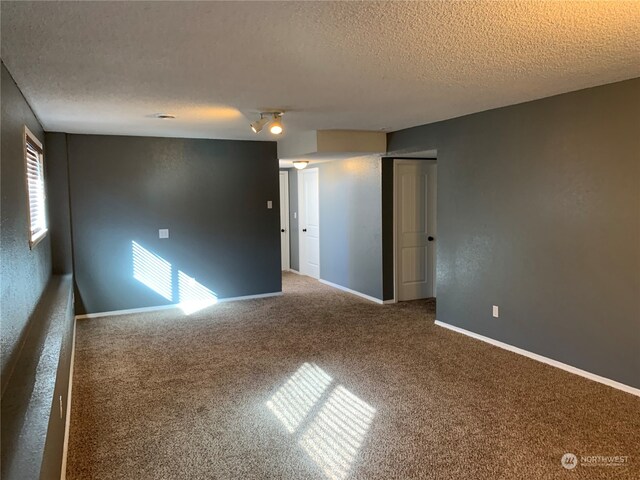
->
xmin=24 ymin=127 xmax=47 ymax=247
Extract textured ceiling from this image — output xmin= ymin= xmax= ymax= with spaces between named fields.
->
xmin=2 ymin=1 xmax=639 ymax=141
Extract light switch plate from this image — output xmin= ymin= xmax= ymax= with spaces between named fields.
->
xmin=492 ymin=305 xmax=499 ymax=318
xmin=267 ymin=201 xmax=273 ymax=209
xmin=159 ymin=229 xmax=169 ymax=239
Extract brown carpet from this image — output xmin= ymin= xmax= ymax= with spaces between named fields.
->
xmin=67 ymin=272 xmax=640 ymax=479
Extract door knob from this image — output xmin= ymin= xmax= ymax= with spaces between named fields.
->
xmin=302 ymin=228 xmax=307 ymax=232
xmin=428 ymin=236 xmax=434 ymax=241
xmin=281 ymin=229 xmax=285 ymax=233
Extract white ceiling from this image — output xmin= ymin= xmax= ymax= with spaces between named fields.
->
xmin=2 ymin=1 xmax=639 ymax=141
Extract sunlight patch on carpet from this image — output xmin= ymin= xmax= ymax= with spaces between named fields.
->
xmin=299 ymin=385 xmax=376 ymax=480
xmin=266 ymin=363 xmax=333 ymax=433
xmin=267 ymin=363 xmax=376 ymax=480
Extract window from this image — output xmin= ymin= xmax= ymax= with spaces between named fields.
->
xmin=24 ymin=126 xmax=47 ymax=248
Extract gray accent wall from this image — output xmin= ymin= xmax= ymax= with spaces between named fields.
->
xmin=63 ymin=134 xmax=280 ymax=314
xmin=0 ymin=62 xmax=51 ymax=383
xmin=387 ymin=78 xmax=640 ymax=388
xmin=381 ymin=157 xmax=395 ymax=301
xmin=1 ymin=61 xmax=74 ymax=480
xmin=45 ymin=132 xmax=73 ymax=274
xmin=1 ymin=275 xmax=74 ymax=480
xmin=318 ymin=157 xmax=383 ymax=300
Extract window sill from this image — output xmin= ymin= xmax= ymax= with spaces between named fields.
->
xmin=29 ymin=229 xmax=48 ymax=249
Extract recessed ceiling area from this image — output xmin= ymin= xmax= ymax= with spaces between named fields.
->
xmin=1 ymin=1 xmax=638 ymax=141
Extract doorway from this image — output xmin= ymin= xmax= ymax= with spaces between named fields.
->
xmin=298 ymin=167 xmax=320 ymax=279
xmin=279 ymin=171 xmax=290 ymax=271
xmin=394 ymin=159 xmax=437 ymax=301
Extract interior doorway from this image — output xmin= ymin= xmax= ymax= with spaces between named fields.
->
xmin=279 ymin=171 xmax=290 ymax=271
xmin=298 ymin=167 xmax=320 ymax=279
xmin=394 ymin=159 xmax=437 ymax=301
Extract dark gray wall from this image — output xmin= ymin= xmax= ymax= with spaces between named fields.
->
xmin=45 ymin=132 xmax=73 ymax=274
xmin=63 ymin=134 xmax=280 ymax=314
xmin=388 ymin=78 xmax=640 ymax=388
xmin=280 ymin=168 xmax=299 ymax=271
xmin=318 ymin=157 xmax=383 ymax=299
xmin=1 ymin=276 xmax=74 ymax=480
xmin=1 ymin=62 xmax=74 ymax=480
xmin=0 ymin=62 xmax=51 ymax=383
xmin=381 ymin=158 xmax=395 ymax=301
xmin=40 ymin=275 xmax=74 ymax=480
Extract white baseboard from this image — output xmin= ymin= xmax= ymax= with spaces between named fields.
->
xmin=76 ymin=304 xmax=176 ymax=319
xmin=75 ymin=291 xmax=282 ymax=320
xmin=60 ymin=318 xmax=76 ymax=480
xmin=286 ymin=269 xmax=302 ymax=275
xmin=218 ymin=291 xmax=281 ymax=303
xmin=318 ymin=279 xmax=384 ymax=305
xmin=434 ymin=320 xmax=640 ymax=397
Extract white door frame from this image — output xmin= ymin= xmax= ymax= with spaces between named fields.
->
xmin=279 ymin=171 xmax=290 ymax=271
xmin=393 ymin=159 xmax=437 ymax=302
xmin=298 ymin=167 xmax=320 ymax=279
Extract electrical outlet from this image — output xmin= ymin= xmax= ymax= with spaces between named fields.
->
xmin=267 ymin=200 xmax=273 ymax=209
xmin=492 ymin=305 xmax=499 ymax=318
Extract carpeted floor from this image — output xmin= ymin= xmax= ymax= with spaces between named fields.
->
xmin=67 ymin=273 xmax=639 ymax=479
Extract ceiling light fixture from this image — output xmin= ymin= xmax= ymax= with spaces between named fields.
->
xmin=250 ymin=114 xmax=270 ymax=133
xmin=269 ymin=113 xmax=283 ymax=135
xmin=293 ymin=161 xmax=309 ymax=170
xmin=250 ymin=111 xmax=284 ymax=135
xmin=154 ymin=113 xmax=176 ymax=119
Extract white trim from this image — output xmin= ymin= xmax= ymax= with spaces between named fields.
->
xmin=279 ymin=170 xmax=290 ymax=271
xmin=319 ymin=279 xmax=384 ymax=305
xmin=75 ymin=304 xmax=176 ymax=319
xmin=392 ymin=160 xmax=398 ymax=302
xmin=298 ymin=169 xmax=304 ymax=274
xmin=298 ymin=167 xmax=320 ymax=279
xmin=60 ymin=318 xmax=76 ymax=480
xmin=434 ymin=320 xmax=640 ymax=397
xmin=75 ymin=292 xmax=282 ymax=320
xmin=24 ymin=124 xmax=43 ymax=149
xmin=24 ymin=125 xmax=48 ymax=249
xmin=217 ymin=292 xmax=281 ymax=303
xmin=393 ymin=158 xmax=437 ymax=302
xmin=286 ymin=269 xmax=303 ymax=275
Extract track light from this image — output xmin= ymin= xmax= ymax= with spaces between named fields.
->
xmin=269 ymin=114 xmax=283 ymax=135
xmin=250 ymin=115 xmax=269 ymax=134
xmin=250 ymin=111 xmax=284 ymax=135
xmin=293 ymin=161 xmax=308 ymax=170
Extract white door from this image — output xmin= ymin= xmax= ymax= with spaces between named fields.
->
xmin=279 ymin=171 xmax=290 ymax=270
xmin=299 ymin=168 xmax=320 ymax=279
xmin=395 ymin=161 xmax=436 ymax=301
